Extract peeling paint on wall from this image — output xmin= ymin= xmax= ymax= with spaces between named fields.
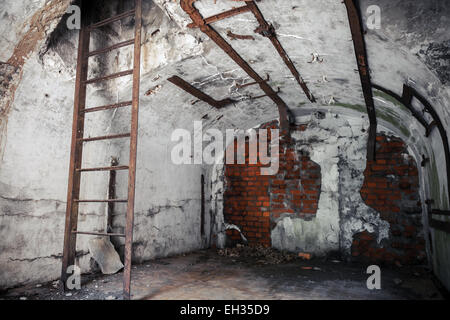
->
xmin=272 ymin=113 xmax=390 ymax=257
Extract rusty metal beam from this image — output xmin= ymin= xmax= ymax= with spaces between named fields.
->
xmin=187 ymin=5 xmax=251 ymax=28
xmin=245 ymin=1 xmax=315 ymax=103
xmin=373 ymin=83 xmax=450 ymax=213
xmin=343 ymin=0 xmax=377 ymax=161
xmin=168 ymin=75 xmax=235 ymax=109
xmin=180 ymin=0 xmax=291 ymax=133
xmin=371 ymin=84 xmax=429 ymax=130
xmin=408 ymin=85 xmax=450 ymax=204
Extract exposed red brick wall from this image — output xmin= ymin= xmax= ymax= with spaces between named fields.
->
xmin=224 ymin=123 xmax=321 ymax=246
xmin=354 ymin=134 xmax=426 ymax=265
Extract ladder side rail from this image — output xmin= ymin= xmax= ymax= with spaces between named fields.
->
xmin=123 ymin=0 xmax=142 ymax=300
xmin=61 ymin=0 xmax=90 ymax=289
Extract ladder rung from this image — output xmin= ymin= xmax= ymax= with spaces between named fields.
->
xmin=84 ymin=70 xmax=133 ymax=85
xmin=88 ymin=9 xmax=135 ymax=30
xmin=74 ymin=199 xmax=128 ymax=203
xmin=77 ymin=166 xmax=129 ymax=172
xmin=79 ymin=133 xmax=131 ymax=142
xmin=87 ymin=39 xmax=135 ymax=57
xmin=73 ymin=231 xmax=126 ymax=237
xmin=82 ymin=101 xmax=132 ymax=114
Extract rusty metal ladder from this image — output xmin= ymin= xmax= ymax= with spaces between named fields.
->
xmin=61 ymin=0 xmax=142 ymax=300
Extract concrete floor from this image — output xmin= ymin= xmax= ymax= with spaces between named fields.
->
xmin=0 ymin=249 xmax=444 ymax=300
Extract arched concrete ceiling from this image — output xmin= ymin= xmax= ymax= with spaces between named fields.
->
xmin=2 ymin=0 xmax=447 ymax=135
xmin=131 ymin=0 xmax=450 ymax=136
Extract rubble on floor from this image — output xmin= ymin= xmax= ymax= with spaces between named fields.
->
xmin=217 ymin=244 xmax=303 ymax=264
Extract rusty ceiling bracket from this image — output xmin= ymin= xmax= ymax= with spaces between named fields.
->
xmin=236 ymin=74 xmax=270 ymax=89
xmin=372 ymin=83 xmax=441 ymax=139
xmin=168 ymin=75 xmax=235 ymax=109
xmin=180 ymin=0 xmax=292 ymax=133
xmin=227 ymin=30 xmax=255 ymax=41
xmin=343 ymin=0 xmax=377 ymax=161
xmin=408 ymin=85 xmax=450 ymax=203
xmin=246 ymin=1 xmax=316 ymax=103
xmin=187 ymin=5 xmax=251 ymax=28
xmin=254 ymin=23 xmax=276 ymax=38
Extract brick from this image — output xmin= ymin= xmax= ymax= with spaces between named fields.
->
xmin=356 ymin=134 xmax=424 ymax=265
xmin=372 ymin=165 xmax=389 ymax=171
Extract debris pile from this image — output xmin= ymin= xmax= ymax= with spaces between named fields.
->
xmin=217 ymin=244 xmax=303 ymax=264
